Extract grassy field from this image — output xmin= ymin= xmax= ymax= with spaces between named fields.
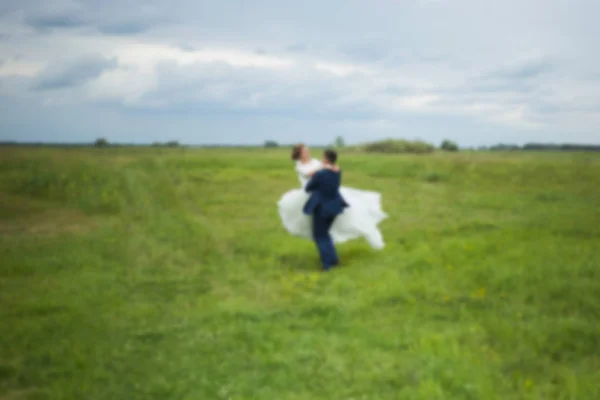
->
xmin=1 ymin=146 xmax=599 ymax=400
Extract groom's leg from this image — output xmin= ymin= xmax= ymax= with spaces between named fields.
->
xmin=323 ymin=216 xmax=339 ymax=266
xmin=312 ymin=215 xmax=337 ymax=270
xmin=311 ymin=215 xmax=328 ymax=267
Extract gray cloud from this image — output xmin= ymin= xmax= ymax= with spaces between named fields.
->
xmin=380 ymin=85 xmax=419 ymax=96
xmin=25 ymin=12 xmax=87 ymax=31
xmin=488 ymin=59 xmax=554 ymax=81
xmin=97 ymin=21 xmax=156 ymax=35
xmin=285 ymin=43 xmax=307 ymax=53
xmin=138 ymin=60 xmax=364 ymax=118
xmin=32 ymin=56 xmax=118 ymax=91
xmin=337 ymin=38 xmax=390 ymax=63
xmin=18 ymin=0 xmax=164 ymax=35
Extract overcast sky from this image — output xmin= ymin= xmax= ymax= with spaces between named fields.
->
xmin=1 ymin=0 xmax=599 ymax=146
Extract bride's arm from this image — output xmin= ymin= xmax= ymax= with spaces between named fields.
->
xmin=303 ymin=163 xmax=339 ymax=176
xmin=297 ymin=161 xmax=321 ymax=177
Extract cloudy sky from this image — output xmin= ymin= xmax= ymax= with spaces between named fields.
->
xmin=1 ymin=0 xmax=599 ymax=146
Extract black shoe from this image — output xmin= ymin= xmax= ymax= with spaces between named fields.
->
xmin=322 ymin=262 xmax=338 ymax=271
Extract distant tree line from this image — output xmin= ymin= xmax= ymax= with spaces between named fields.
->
xmin=482 ymin=143 xmax=600 ymax=152
xmin=357 ymin=138 xmax=461 ymax=154
xmin=487 ymin=144 xmax=521 ymax=151
xmin=353 ymin=138 xmax=600 ymax=154
xmin=0 ymin=141 xmax=91 ymax=147
xmin=2 ymin=139 xmax=599 ymax=153
xmin=522 ymin=143 xmax=600 ymax=152
xmin=152 ymin=141 xmax=181 ymax=148
xmin=362 ymin=139 xmax=436 ymax=154
xmin=93 ymin=138 xmax=182 ymax=148
xmin=264 ymin=136 xmax=347 ymax=149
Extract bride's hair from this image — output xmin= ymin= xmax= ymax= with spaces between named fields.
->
xmin=291 ymin=144 xmax=305 ymax=161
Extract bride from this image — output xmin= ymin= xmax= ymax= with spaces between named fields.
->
xmin=277 ymin=144 xmax=387 ymax=249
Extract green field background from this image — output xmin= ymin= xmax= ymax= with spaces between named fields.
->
xmin=1 ymin=147 xmax=599 ymax=399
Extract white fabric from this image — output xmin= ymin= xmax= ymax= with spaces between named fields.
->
xmin=277 ymin=158 xmax=387 ymax=249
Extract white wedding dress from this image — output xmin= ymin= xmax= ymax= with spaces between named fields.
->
xmin=277 ymin=158 xmax=387 ymax=249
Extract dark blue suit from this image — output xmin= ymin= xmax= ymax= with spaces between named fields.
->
xmin=303 ymin=168 xmax=349 ymax=270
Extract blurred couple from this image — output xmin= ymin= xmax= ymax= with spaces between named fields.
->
xmin=277 ymin=144 xmax=387 ymax=271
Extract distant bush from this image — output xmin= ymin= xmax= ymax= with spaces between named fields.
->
xmin=490 ymin=144 xmax=521 ymax=151
xmin=151 ymin=141 xmax=181 ymax=148
xmin=522 ymin=143 xmax=560 ymax=151
xmin=441 ymin=139 xmax=459 ymax=152
xmin=94 ymin=138 xmax=109 ymax=148
xmin=264 ymin=140 xmax=279 ymax=148
xmin=478 ymin=143 xmax=600 ymax=152
xmin=362 ymin=139 xmax=435 ymax=154
xmin=334 ymin=136 xmax=345 ymax=148
xmin=523 ymin=143 xmax=600 ymax=152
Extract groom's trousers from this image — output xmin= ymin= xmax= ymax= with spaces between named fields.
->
xmin=312 ymin=214 xmax=339 ymax=270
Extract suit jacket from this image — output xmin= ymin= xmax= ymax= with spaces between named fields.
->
xmin=303 ymin=168 xmax=349 ymax=218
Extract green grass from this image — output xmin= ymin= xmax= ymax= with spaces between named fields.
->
xmin=1 ymin=147 xmax=599 ymax=400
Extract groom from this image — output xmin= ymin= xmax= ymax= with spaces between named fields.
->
xmin=303 ymin=149 xmax=349 ymax=271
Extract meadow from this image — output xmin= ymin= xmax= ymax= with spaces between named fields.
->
xmin=1 ymin=146 xmax=599 ymax=400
